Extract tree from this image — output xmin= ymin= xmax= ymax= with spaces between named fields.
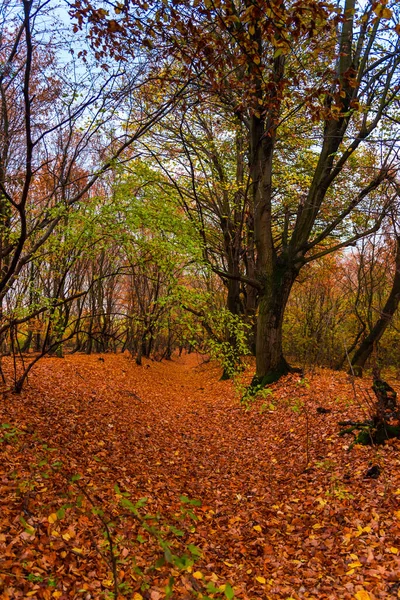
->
xmin=140 ymin=103 xmax=260 ymax=362
xmin=0 ymin=0 xmax=198 ymax=376
xmin=76 ymin=0 xmax=400 ymax=385
xmin=0 ymin=0 xmax=189 ymax=299
xmin=351 ymin=228 xmax=400 ymax=375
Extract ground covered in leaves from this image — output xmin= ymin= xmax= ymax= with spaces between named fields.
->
xmin=1 ymin=353 xmax=400 ymax=600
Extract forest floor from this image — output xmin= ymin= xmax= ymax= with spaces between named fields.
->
xmin=0 ymin=353 xmax=400 ymax=600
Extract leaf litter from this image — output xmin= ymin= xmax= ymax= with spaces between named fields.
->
xmin=0 ymin=353 xmax=399 ymax=599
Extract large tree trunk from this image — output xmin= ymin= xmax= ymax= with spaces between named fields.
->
xmin=351 ymin=236 xmax=400 ymax=376
xmin=254 ymin=265 xmax=296 ymax=385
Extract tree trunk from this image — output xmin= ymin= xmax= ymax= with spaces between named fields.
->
xmin=351 ymin=236 xmax=400 ymax=376
xmin=226 ymin=276 xmax=241 ymax=316
xmin=254 ymin=265 xmax=296 ymax=385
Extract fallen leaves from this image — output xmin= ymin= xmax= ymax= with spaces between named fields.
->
xmin=354 ymin=591 xmax=371 ymax=600
xmin=47 ymin=514 xmax=57 ymax=524
xmin=0 ymin=353 xmax=400 ymax=599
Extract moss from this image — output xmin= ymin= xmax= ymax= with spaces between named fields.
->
xmin=374 ymin=423 xmax=400 ymax=444
xmin=352 ymin=423 xmax=400 ymax=446
xmin=354 ymin=429 xmax=373 ymax=446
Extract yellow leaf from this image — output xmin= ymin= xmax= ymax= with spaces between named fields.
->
xmin=350 ymin=554 xmax=359 ymax=560
xmin=133 ymin=594 xmax=143 ymax=600
xmin=102 ymin=579 xmax=113 ymax=587
xmin=253 ymin=525 xmax=262 ymax=532
xmin=354 ymin=591 xmax=371 ymax=600
xmin=193 ymin=571 xmax=203 ymax=579
xmin=312 ymin=523 xmax=323 ymax=529
xmin=72 ymin=547 xmax=83 ymax=555
xmin=62 ymin=532 xmax=71 ymax=541
xmin=48 ymin=513 xmax=57 ymax=524
xmin=346 ymin=568 xmax=355 ymax=575
xmin=249 ymin=25 xmax=255 ymax=36
xmin=256 ymin=576 xmax=266 ymax=584
xmin=382 ymin=7 xmax=392 ymax=19
xmin=52 ymin=593 xmax=63 ymax=599
xmin=26 ymin=593 xmax=37 ymax=598
xmin=348 ymin=561 xmax=362 ymax=568
xmin=223 ymin=561 xmax=234 ymax=567
xmin=253 ymin=55 xmax=261 ymax=65
xmin=363 ymin=526 xmax=371 ymax=533
xmin=390 ymin=547 xmax=399 ymax=554
xmin=356 ymin=525 xmax=371 ymax=536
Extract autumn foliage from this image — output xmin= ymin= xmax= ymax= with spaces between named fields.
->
xmin=1 ymin=353 xmax=400 ymax=599
xmin=1 ymin=0 xmax=400 ymax=598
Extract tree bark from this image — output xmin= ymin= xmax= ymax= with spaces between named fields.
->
xmin=254 ymin=264 xmax=297 ymax=384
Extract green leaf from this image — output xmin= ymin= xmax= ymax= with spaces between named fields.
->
xmin=165 ymin=576 xmax=175 ymax=599
xmin=187 ymin=544 xmax=202 ymax=557
xmin=91 ymin=506 xmax=104 ymax=516
xmin=179 ymin=495 xmax=201 ymax=506
xmin=121 ymin=498 xmax=138 ymax=516
xmin=224 ymin=583 xmax=235 ymax=599
xmin=19 ymin=515 xmax=35 ymax=535
xmin=164 ymin=547 xmax=173 ymax=563
xmin=172 ymin=554 xmax=193 ymax=569
xmin=155 ymin=555 xmax=166 ymax=568
xmin=135 ymin=497 xmax=148 ymax=509
xmin=169 ymin=525 xmax=184 ymax=537
xmin=56 ymin=507 xmax=66 ymax=520
xmin=206 ymin=582 xmax=219 ymax=593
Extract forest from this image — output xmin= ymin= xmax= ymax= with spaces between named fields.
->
xmin=0 ymin=0 xmax=400 ymax=598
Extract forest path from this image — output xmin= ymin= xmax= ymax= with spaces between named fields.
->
xmin=1 ymin=353 xmax=400 ymax=599
xmin=9 ymin=352 xmax=283 ymax=507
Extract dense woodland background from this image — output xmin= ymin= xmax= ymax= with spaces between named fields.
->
xmin=0 ymin=0 xmax=399 ymax=392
